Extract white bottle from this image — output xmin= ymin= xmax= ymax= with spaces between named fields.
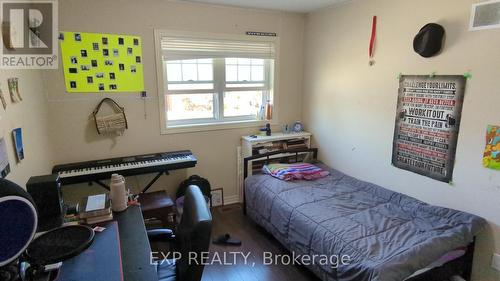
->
xmin=110 ymin=174 xmax=128 ymax=212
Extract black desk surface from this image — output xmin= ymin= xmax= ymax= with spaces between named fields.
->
xmin=114 ymin=205 xmax=158 ymax=281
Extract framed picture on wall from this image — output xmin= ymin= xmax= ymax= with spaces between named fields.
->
xmin=210 ymin=188 xmax=224 ymax=208
xmin=12 ymin=128 xmax=24 ymax=162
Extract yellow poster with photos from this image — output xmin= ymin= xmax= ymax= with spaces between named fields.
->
xmin=60 ymin=31 xmax=144 ymax=93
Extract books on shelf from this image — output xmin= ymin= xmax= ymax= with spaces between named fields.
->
xmin=85 ymin=213 xmax=113 ymax=225
xmin=283 ymin=139 xmax=308 ymax=150
xmin=286 ymin=144 xmax=308 ymax=150
xmin=79 ymin=193 xmax=113 ymax=224
xmin=249 ymin=138 xmax=309 ymax=173
xmin=252 ymin=139 xmax=309 ymax=155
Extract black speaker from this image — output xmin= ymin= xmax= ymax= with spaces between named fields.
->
xmin=26 ymin=174 xmax=63 ymax=231
xmin=0 ymin=178 xmax=38 ymax=268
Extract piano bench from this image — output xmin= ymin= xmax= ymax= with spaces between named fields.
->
xmin=138 ymin=191 xmax=177 ymax=229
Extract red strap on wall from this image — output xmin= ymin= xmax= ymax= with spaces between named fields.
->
xmin=369 ymin=16 xmax=377 ymax=59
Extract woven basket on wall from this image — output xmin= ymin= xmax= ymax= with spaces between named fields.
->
xmin=93 ymin=98 xmax=128 ymax=135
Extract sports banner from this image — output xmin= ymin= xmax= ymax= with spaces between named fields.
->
xmin=392 ymin=75 xmax=466 ymax=182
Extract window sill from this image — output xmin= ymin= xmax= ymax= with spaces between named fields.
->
xmin=161 ymin=120 xmax=271 ymax=135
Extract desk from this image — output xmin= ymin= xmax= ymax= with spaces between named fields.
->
xmin=59 ymin=206 xmax=157 ymax=281
xmin=115 ymin=206 xmax=157 ymax=281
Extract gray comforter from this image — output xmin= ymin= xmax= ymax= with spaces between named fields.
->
xmin=245 ymin=165 xmax=486 ymax=281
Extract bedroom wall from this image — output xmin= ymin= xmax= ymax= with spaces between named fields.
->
xmin=302 ymin=0 xmax=500 ymax=280
xmin=0 ymin=70 xmax=53 ymax=186
xmin=43 ymin=0 xmax=305 ymax=203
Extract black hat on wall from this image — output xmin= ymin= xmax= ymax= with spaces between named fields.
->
xmin=413 ymin=23 xmax=445 ymax=58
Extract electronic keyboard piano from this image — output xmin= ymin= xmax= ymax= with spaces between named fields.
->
xmin=52 ymin=150 xmax=197 ymax=192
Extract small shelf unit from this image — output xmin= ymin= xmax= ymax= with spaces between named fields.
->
xmin=237 ymin=132 xmax=312 ymax=201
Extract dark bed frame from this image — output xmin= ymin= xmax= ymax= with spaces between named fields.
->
xmin=242 ymin=147 xmax=476 ymax=281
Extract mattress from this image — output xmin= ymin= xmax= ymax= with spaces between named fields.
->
xmin=244 ymin=164 xmax=486 ymax=281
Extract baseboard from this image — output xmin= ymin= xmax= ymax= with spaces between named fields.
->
xmin=224 ymin=195 xmax=240 ymax=205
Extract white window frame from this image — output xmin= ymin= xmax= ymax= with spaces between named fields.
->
xmin=154 ymin=30 xmax=280 ymax=134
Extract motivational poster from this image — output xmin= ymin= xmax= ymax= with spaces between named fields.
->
xmin=392 ymin=75 xmax=466 ymax=182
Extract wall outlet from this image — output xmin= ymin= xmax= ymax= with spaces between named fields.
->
xmin=491 ymin=253 xmax=500 ymax=271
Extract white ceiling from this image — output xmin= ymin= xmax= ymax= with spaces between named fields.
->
xmin=182 ymin=0 xmax=347 ymax=13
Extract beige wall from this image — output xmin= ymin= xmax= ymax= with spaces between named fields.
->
xmin=0 ymin=70 xmax=53 ymax=186
xmin=20 ymin=0 xmax=500 ymax=279
xmin=43 ymin=0 xmax=305 ymax=201
xmin=303 ymin=0 xmax=500 ymax=280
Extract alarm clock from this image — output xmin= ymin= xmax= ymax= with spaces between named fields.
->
xmin=292 ymin=121 xmax=304 ymax=133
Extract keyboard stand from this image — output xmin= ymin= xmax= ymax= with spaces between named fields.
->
xmin=89 ymin=170 xmax=170 ymax=193
xmin=92 ymin=180 xmax=111 ymax=191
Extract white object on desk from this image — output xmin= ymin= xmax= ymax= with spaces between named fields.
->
xmin=86 ymin=194 xmax=106 ymax=212
xmin=110 ymin=174 xmax=128 ymax=212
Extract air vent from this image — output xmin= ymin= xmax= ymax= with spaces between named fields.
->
xmin=470 ymin=0 xmax=500 ymax=31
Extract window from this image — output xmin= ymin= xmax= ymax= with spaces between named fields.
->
xmin=155 ymin=31 xmax=277 ymax=133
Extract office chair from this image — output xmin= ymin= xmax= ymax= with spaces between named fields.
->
xmin=148 ymin=185 xmax=212 ymax=281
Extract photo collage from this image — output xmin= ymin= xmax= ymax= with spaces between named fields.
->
xmin=60 ymin=31 xmax=145 ymax=93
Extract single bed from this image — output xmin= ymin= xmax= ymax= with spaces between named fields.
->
xmin=243 ymin=148 xmax=486 ymax=281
